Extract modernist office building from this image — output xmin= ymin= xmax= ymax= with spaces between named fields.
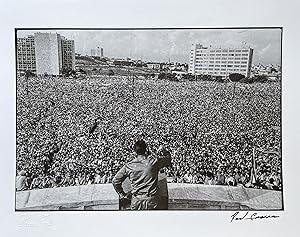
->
xmin=188 ymin=44 xmax=253 ymax=78
xmin=17 ymin=33 xmax=75 ymax=75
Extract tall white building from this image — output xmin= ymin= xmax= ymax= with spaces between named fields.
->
xmin=34 ymin=33 xmax=63 ymax=75
xmin=188 ymin=44 xmax=253 ymax=78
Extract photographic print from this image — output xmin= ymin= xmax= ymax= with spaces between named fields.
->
xmin=15 ymin=28 xmax=282 ymax=211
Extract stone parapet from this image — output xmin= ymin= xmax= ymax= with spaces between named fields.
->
xmin=16 ymin=182 xmax=282 ymax=211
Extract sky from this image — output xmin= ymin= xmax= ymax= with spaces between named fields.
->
xmin=17 ymin=28 xmax=281 ymax=65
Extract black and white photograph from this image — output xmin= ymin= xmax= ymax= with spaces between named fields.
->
xmin=15 ymin=28 xmax=283 ymax=211
xmin=3 ymin=0 xmax=300 ymax=237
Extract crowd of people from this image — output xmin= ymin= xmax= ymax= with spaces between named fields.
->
xmin=16 ymin=74 xmax=282 ymax=191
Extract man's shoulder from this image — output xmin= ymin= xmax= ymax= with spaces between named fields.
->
xmin=126 ymin=154 xmax=139 ymax=164
xmin=124 ymin=155 xmax=140 ymax=168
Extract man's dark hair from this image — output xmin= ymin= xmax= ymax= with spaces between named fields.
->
xmin=134 ymin=140 xmax=147 ymax=155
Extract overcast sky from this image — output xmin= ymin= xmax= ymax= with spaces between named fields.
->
xmin=17 ymin=29 xmax=281 ymax=65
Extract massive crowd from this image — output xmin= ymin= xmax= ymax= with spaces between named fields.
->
xmin=16 ymin=74 xmax=282 ymax=191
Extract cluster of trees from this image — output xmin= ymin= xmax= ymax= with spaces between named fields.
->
xmin=240 ymin=75 xmax=269 ymax=83
xmin=182 ymin=73 xmax=271 ymax=83
xmin=113 ymin=60 xmax=134 ymax=67
xmin=230 ymin=73 xmax=269 ymax=83
xmin=112 ymin=60 xmax=148 ymax=68
xmin=158 ymin=72 xmax=180 ymax=81
xmin=174 ymin=74 xmax=222 ymax=82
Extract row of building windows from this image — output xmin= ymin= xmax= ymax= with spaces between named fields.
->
xmin=195 ymin=61 xmax=248 ymax=65
xmin=18 ymin=59 xmax=35 ymax=62
xmin=194 ymin=57 xmax=249 ymax=61
xmin=18 ymin=55 xmax=35 ymax=58
xmin=17 ymin=67 xmax=36 ymax=70
xmin=195 ymin=67 xmax=248 ymax=70
xmin=195 ymin=65 xmax=248 ymax=69
xmin=17 ymin=53 xmax=34 ymax=56
xmin=195 ymin=58 xmax=248 ymax=62
xmin=17 ymin=45 xmax=34 ymax=49
xmin=18 ymin=61 xmax=36 ymax=64
xmin=17 ymin=42 xmax=34 ymax=45
xmin=17 ymin=49 xmax=34 ymax=51
xmin=195 ymin=55 xmax=248 ymax=60
xmin=195 ymin=65 xmax=247 ymax=68
xmin=17 ymin=65 xmax=35 ymax=67
xmin=17 ymin=62 xmax=35 ymax=65
xmin=196 ymin=49 xmax=249 ymax=53
xmin=18 ymin=55 xmax=34 ymax=58
xmin=195 ymin=53 xmax=249 ymax=57
xmin=194 ymin=68 xmax=247 ymax=73
xmin=17 ymin=50 xmax=35 ymax=53
xmin=194 ymin=56 xmax=248 ymax=59
xmin=18 ymin=63 xmax=36 ymax=65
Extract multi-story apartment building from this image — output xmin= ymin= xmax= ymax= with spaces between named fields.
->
xmin=188 ymin=44 xmax=253 ymax=78
xmin=17 ymin=33 xmax=75 ymax=75
xmin=16 ymin=35 xmax=36 ymax=73
xmin=61 ymin=37 xmax=75 ymax=70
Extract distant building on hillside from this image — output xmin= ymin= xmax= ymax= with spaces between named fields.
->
xmin=188 ymin=44 xmax=253 ymax=78
xmin=146 ymin=62 xmax=161 ymax=70
xmin=251 ymin=63 xmax=281 ymax=77
xmin=17 ymin=32 xmax=75 ymax=75
xmin=96 ymin=47 xmax=101 ymax=57
xmin=91 ymin=46 xmax=103 ymax=57
xmin=91 ymin=49 xmax=96 ymax=56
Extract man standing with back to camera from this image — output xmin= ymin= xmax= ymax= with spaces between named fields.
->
xmin=112 ymin=140 xmax=172 ymax=210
